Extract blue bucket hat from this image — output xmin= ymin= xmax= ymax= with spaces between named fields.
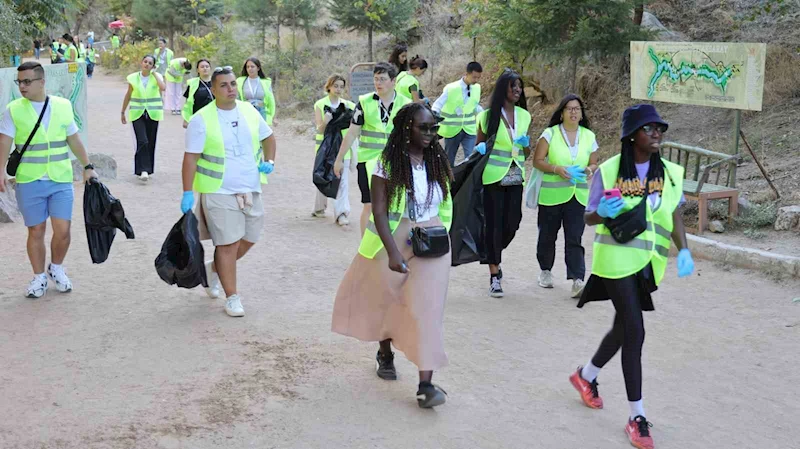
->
xmin=620 ymin=104 xmax=669 ymax=141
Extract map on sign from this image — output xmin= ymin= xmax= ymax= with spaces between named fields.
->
xmin=349 ymin=63 xmax=375 ymax=100
xmin=631 ymin=41 xmax=766 ymax=111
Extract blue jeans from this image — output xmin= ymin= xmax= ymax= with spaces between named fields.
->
xmin=444 ymin=130 xmax=477 ymax=166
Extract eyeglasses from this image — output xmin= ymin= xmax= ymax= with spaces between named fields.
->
xmin=565 ymin=107 xmax=582 ymax=113
xmin=641 ymin=124 xmax=667 ymax=135
xmin=14 ymin=78 xmax=42 ymax=86
xmin=416 ymin=124 xmax=440 ymax=134
xmin=213 ymin=66 xmax=233 ymax=73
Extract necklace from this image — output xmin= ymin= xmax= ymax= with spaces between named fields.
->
xmin=408 ymin=153 xmax=424 ymax=170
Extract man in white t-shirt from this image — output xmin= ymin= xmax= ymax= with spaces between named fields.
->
xmin=181 ymin=67 xmax=277 ymax=317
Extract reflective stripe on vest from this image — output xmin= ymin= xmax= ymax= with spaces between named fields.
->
xmin=8 ymin=97 xmax=74 ymax=183
xmin=314 ymin=96 xmax=354 ymax=159
xmin=478 ymin=107 xmax=531 ymax=185
xmin=539 ymin=125 xmax=594 ymax=206
xmin=356 ymin=93 xmax=411 ymax=163
xmin=127 ymin=72 xmax=164 ymax=121
xmin=438 ymin=81 xmax=480 ymax=138
xmin=591 ymin=155 xmax=684 ymax=285
xmin=192 ymin=101 xmax=267 ymax=193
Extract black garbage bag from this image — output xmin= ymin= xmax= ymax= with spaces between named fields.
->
xmin=449 ymin=136 xmax=496 ymax=267
xmin=83 ymin=178 xmax=135 ymax=264
xmin=154 ymin=211 xmax=208 ymax=289
xmin=313 ymin=103 xmax=354 ymax=198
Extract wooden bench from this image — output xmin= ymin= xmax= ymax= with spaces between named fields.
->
xmin=661 ymin=142 xmax=740 ymax=234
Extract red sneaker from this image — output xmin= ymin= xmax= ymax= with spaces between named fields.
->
xmin=569 ymin=366 xmax=603 ymax=409
xmin=625 ymin=415 xmax=655 ymax=449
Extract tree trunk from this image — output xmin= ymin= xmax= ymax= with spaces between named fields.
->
xmin=368 ymin=25 xmax=373 ymax=61
xmin=276 ymin=17 xmax=281 ymax=50
xmin=567 ymin=54 xmax=578 ymax=95
xmin=291 ymin=8 xmax=297 ymax=78
xmin=472 ymin=36 xmax=477 ymax=61
xmin=634 ymin=3 xmax=644 ymax=25
xmin=261 ymin=23 xmax=266 ymax=53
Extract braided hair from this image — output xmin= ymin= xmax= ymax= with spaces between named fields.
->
xmin=381 ymin=103 xmax=453 ymax=211
xmin=485 ymin=69 xmax=526 ymax=142
xmin=616 ymin=138 xmax=670 ymax=197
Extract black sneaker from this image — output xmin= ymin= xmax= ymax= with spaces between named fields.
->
xmin=375 ymin=351 xmax=397 ymax=380
xmin=489 ymin=275 xmax=504 ymax=298
xmin=416 ymin=382 xmax=447 ymax=408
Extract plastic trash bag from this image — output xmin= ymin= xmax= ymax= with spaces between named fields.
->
xmin=154 ymin=211 xmax=208 ymax=289
xmin=83 ymin=178 xmax=135 ymax=264
xmin=313 ymin=103 xmax=354 ymax=198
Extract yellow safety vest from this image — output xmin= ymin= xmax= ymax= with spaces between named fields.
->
xmin=166 ymin=57 xmax=189 ymax=83
xmin=127 ymin=72 xmax=164 ymax=121
xmin=356 ymin=93 xmax=411 ymax=163
xmin=358 ymin=158 xmax=453 ymax=259
xmin=438 ymin=81 xmax=480 ymax=138
xmin=314 ymin=96 xmax=355 ymax=159
xmin=592 ymin=154 xmax=684 ymax=286
xmin=477 ymin=107 xmax=531 ymax=185
xmin=539 ymin=125 xmax=594 ymax=206
xmin=153 ymin=47 xmax=173 ymax=72
xmin=76 ymin=43 xmax=86 ymax=63
xmin=394 ymin=71 xmax=419 ymax=101
xmin=111 ymin=36 xmax=120 ymax=49
xmin=182 ymin=77 xmax=213 ymax=121
xmin=192 ymin=101 xmax=268 ymax=193
xmin=86 ymin=49 xmax=96 ymax=64
xmin=8 ymin=96 xmax=74 ymax=184
xmin=236 ymin=76 xmax=276 ymax=126
xmin=67 ymin=44 xmax=78 ymax=62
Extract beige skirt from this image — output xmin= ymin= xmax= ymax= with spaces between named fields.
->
xmin=331 ymin=217 xmax=450 ymax=371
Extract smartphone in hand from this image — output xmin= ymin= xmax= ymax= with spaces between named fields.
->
xmin=603 ymin=188 xmax=622 ymax=201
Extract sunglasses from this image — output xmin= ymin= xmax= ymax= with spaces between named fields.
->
xmin=14 ymin=78 xmax=42 ymax=86
xmin=641 ymin=124 xmax=667 ymax=135
xmin=416 ymin=124 xmax=440 ymax=134
xmin=213 ymin=66 xmax=233 ymax=73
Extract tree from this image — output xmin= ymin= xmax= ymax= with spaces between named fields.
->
xmin=131 ymin=0 xmax=223 ymax=48
xmin=633 ymin=3 xmax=644 ymax=25
xmin=234 ymin=0 xmax=278 ymax=52
xmin=328 ymin=0 xmax=418 ymax=61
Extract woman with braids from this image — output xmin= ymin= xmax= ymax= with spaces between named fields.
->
xmin=568 ymin=104 xmax=695 ymax=449
xmin=332 ymin=102 xmax=453 ymax=409
xmin=473 ymin=69 xmax=532 ymax=298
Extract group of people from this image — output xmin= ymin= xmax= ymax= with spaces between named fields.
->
xmin=47 ymin=33 xmax=98 ymax=78
xmin=0 ymin=43 xmax=699 ymax=449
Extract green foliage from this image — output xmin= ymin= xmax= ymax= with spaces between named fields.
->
xmin=181 ymin=28 xmax=251 ymax=70
xmin=329 ymin=0 xmax=418 ymax=57
xmin=0 ymin=2 xmax=26 ymax=63
xmin=132 ymin=0 xmax=223 ymax=39
xmin=182 ymin=33 xmax=220 ymax=66
xmin=116 ymin=39 xmax=155 ymax=73
xmin=741 ymin=0 xmax=796 ymax=21
xmin=10 ymin=0 xmax=76 ymax=32
xmin=735 ymin=201 xmax=779 ymax=230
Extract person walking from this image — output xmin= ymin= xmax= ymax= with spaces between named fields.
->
xmin=394 ymin=56 xmax=428 ymax=103
xmin=73 ymin=36 xmax=86 ymax=64
xmin=332 ymin=102 xmax=452 ymax=408
xmin=388 ymin=43 xmax=408 ymax=73
xmin=473 ymin=69 xmax=531 ymax=298
xmin=120 ymin=55 xmax=165 ymax=182
xmin=110 ymin=33 xmax=120 ymax=51
xmin=33 ymin=39 xmax=41 ymax=60
xmin=85 ymin=43 xmax=96 ymax=78
xmin=532 ymin=94 xmax=599 ymax=298
xmin=182 ymin=59 xmax=214 ymax=127
xmin=181 ymin=67 xmax=277 ymax=318
xmin=0 ymin=62 xmax=98 ymax=298
xmin=237 ymin=58 xmax=276 ymax=125
xmin=568 ymin=104 xmax=694 ymax=449
xmin=312 ymin=74 xmax=354 ymax=225
xmin=62 ymin=34 xmax=78 ymax=63
xmin=432 ymin=61 xmax=483 ymax=166
xmin=332 ymin=62 xmax=411 ymax=235
xmin=165 ymin=56 xmax=192 ymax=115
xmin=153 ymin=38 xmax=173 ymax=77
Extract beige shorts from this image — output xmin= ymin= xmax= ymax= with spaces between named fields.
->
xmin=201 ymin=192 xmax=264 ymax=246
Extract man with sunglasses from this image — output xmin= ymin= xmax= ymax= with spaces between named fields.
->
xmin=0 ymin=62 xmax=97 ymax=298
xmin=181 ymin=66 xmax=277 ymax=318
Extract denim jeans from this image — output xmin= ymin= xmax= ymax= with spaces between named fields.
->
xmin=444 ymin=130 xmax=477 ymax=166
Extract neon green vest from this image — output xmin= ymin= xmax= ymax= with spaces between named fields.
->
xmin=357 ymin=158 xmax=454 ymax=259
xmin=357 ymin=93 xmax=411 ymax=163
xmin=153 ymin=48 xmax=173 ymax=73
xmin=166 ymin=57 xmax=188 ymax=83
xmin=539 ymin=125 xmax=594 ymax=206
xmin=236 ymin=76 xmax=276 ymax=126
xmin=67 ymin=44 xmax=78 ymax=62
xmin=192 ymin=101 xmax=268 ymax=193
xmin=478 ymin=107 xmax=531 ymax=185
xmin=182 ymin=77 xmax=213 ymax=121
xmin=127 ymin=72 xmax=163 ymax=121
xmin=592 ymin=155 xmax=684 ymax=286
xmin=76 ymin=43 xmax=86 ymax=63
xmin=86 ymin=49 xmax=96 ymax=64
xmin=111 ymin=36 xmax=120 ymax=49
xmin=394 ymin=71 xmax=419 ymax=100
xmin=8 ymin=97 xmax=74 ymax=184
xmin=314 ymin=96 xmax=355 ymax=158
xmin=438 ymin=81 xmax=480 ymax=138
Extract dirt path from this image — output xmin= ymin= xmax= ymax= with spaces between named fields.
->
xmin=1 ymin=70 xmax=798 ymax=449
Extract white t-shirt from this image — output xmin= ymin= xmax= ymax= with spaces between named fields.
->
xmin=539 ymin=124 xmax=599 ymax=159
xmin=140 ymin=74 xmax=150 ymax=88
xmin=374 ymin=160 xmax=442 ymax=222
xmin=185 ymin=105 xmax=273 ymax=195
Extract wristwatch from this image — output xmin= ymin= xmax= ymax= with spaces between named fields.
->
xmin=84 ymin=163 xmax=95 ymax=170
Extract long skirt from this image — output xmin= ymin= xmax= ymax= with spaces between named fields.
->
xmin=332 ymin=217 xmax=450 ymax=371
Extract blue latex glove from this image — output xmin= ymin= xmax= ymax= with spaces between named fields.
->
xmin=566 ymin=165 xmax=587 ymax=185
xmin=677 ymin=248 xmax=695 ymax=278
xmin=513 ymin=135 xmax=530 ymax=147
xmin=474 ymin=142 xmax=487 ymax=155
xmin=597 ymin=196 xmax=624 ymax=219
xmin=258 ymin=161 xmax=274 ymax=174
xmin=181 ymin=191 xmax=194 ymax=214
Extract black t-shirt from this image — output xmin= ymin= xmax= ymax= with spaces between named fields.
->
xmin=183 ymin=79 xmax=214 ymax=114
xmin=34 ymin=40 xmax=40 ymax=49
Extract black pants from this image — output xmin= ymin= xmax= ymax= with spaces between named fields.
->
xmin=482 ymin=182 xmax=523 ymax=266
xmin=132 ymin=112 xmax=159 ymax=175
xmin=590 ymin=274 xmax=646 ymax=401
xmin=536 ymin=196 xmax=586 ymax=280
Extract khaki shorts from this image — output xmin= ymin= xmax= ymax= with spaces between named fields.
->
xmin=201 ymin=192 xmax=264 ymax=246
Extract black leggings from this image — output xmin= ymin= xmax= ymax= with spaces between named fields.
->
xmin=132 ymin=112 xmax=159 ymax=175
xmin=590 ymin=274 xmax=646 ymax=401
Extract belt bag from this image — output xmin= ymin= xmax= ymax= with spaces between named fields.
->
xmin=6 ymin=96 xmax=49 ymax=177
xmin=407 ymin=191 xmax=450 ymax=258
xmin=603 ymin=186 xmax=649 ymax=244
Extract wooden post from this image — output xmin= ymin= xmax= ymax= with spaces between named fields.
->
xmin=730 ymin=110 xmax=741 ymax=187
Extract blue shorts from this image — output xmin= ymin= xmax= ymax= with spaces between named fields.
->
xmin=15 ymin=180 xmax=74 ymax=227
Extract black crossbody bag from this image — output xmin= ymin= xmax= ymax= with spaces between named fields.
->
xmin=408 ymin=191 xmax=450 ymax=258
xmin=604 ymin=182 xmax=649 ymax=244
xmin=7 ymin=96 xmax=49 ymax=177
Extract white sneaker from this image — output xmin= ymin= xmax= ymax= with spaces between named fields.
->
xmin=204 ymin=260 xmax=221 ymax=299
xmin=140 ymin=171 xmax=149 ymax=182
xmin=538 ymin=270 xmax=554 ymax=288
xmin=25 ymin=275 xmax=48 ymax=298
xmin=336 ymin=214 xmax=350 ymax=226
xmin=311 ymin=210 xmax=326 ymax=218
xmin=571 ymin=279 xmax=586 ymax=299
xmin=47 ymin=264 xmax=72 ymax=293
xmin=225 ymin=294 xmax=245 ymax=317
